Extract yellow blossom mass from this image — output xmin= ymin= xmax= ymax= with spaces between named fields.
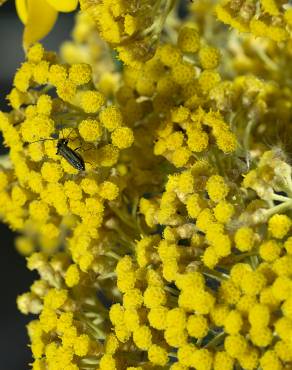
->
xmin=1 ymin=0 xmax=292 ymax=368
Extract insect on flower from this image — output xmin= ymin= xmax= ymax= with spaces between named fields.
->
xmin=24 ymin=129 xmax=85 ymax=172
xmin=56 ymin=137 xmax=85 ymax=171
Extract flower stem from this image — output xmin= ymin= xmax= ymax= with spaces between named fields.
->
xmin=204 ymin=331 xmax=226 ymax=349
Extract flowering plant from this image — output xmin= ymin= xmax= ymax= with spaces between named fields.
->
xmin=1 ymin=0 xmax=292 ymax=369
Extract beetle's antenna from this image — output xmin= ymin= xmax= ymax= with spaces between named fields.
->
xmin=23 ymin=138 xmax=56 ymax=146
xmin=67 ymin=127 xmax=75 ymax=141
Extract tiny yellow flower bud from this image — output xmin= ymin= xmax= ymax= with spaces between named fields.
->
xmin=234 ymin=227 xmax=256 ymax=252
xmin=65 ymin=264 xmax=80 ymax=287
xmin=80 ymin=91 xmax=105 ymax=113
xmin=133 ymin=325 xmax=152 ymax=350
xmin=177 ymin=26 xmax=200 ymax=53
xmin=99 ymin=106 xmax=124 ymax=132
xmin=199 ymin=46 xmax=221 ymax=69
xmin=148 ymin=344 xmax=168 ymax=366
xmin=111 ymin=127 xmax=134 ymax=149
xmin=78 ymin=119 xmax=102 ymax=142
xmin=69 ymin=63 xmax=92 ymax=85
xmin=268 ymin=214 xmax=291 ymax=239
xmin=206 ymin=175 xmax=229 ymax=202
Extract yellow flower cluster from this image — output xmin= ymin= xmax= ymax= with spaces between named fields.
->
xmin=17 ymin=252 xmax=108 ymax=369
xmin=0 ymin=43 xmax=134 ymax=270
xmin=79 ymin=0 xmax=175 ymax=68
xmin=1 ymin=1 xmax=292 ymax=369
xmin=107 ymin=190 xmax=292 ymax=369
xmin=107 ymin=255 xmax=215 ymax=368
xmin=215 ymin=0 xmax=291 ymax=42
xmin=140 ymin=167 xmax=235 ymax=269
xmin=135 ymin=144 xmax=292 ymax=369
xmin=60 ymin=12 xmax=118 ymax=99
xmin=111 ymin=26 xmax=237 ymax=168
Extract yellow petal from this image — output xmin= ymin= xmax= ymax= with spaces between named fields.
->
xmin=23 ymin=0 xmax=58 ymax=48
xmin=46 ymin=0 xmax=78 ymax=12
xmin=15 ymin=0 xmax=28 ymax=24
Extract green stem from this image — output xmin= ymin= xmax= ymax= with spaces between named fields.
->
xmin=232 ymin=251 xmax=258 ymax=262
xmin=285 ymin=176 xmax=292 ymax=197
xmin=104 ymin=251 xmax=121 ymax=260
xmin=79 ymin=359 xmax=100 ymax=370
xmin=110 ymin=205 xmax=140 ymax=237
xmin=117 ymin=228 xmax=137 ymax=251
xmin=83 ymin=318 xmax=106 ymax=340
xmin=254 ymin=47 xmax=278 ymax=71
xmin=80 ymin=357 xmax=100 ymax=366
xmin=272 ymin=194 xmax=291 ymax=202
xmin=261 ymin=200 xmax=292 ymax=220
xmin=243 ymin=120 xmax=255 ymax=165
xmin=97 ymin=272 xmax=116 ymax=281
xmin=41 ymin=85 xmax=54 ymax=94
xmin=196 ymin=338 xmax=203 ymax=347
xmin=106 ymin=218 xmax=137 ymax=251
xmin=155 ymin=0 xmax=176 ymax=37
xmin=202 ymin=267 xmax=229 ymax=282
xmin=140 ymin=0 xmax=175 ymax=42
xmin=164 ymin=286 xmax=179 ymax=296
xmin=250 ymin=255 xmax=259 ymax=270
xmin=204 ymin=331 xmax=226 ymax=349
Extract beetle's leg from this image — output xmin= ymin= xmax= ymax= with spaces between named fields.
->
xmin=70 ymin=137 xmax=78 ymax=142
xmin=79 ymin=144 xmax=96 ymax=153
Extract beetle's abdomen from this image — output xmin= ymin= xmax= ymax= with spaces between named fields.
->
xmin=57 ymin=145 xmax=85 ymax=171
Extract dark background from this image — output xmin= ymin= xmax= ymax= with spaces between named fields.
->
xmin=0 ymin=2 xmax=75 ymax=368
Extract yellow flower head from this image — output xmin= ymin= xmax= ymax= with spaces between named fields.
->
xmin=206 ymin=175 xmax=229 ymax=203
xmin=268 ymin=214 xmax=291 ymax=239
